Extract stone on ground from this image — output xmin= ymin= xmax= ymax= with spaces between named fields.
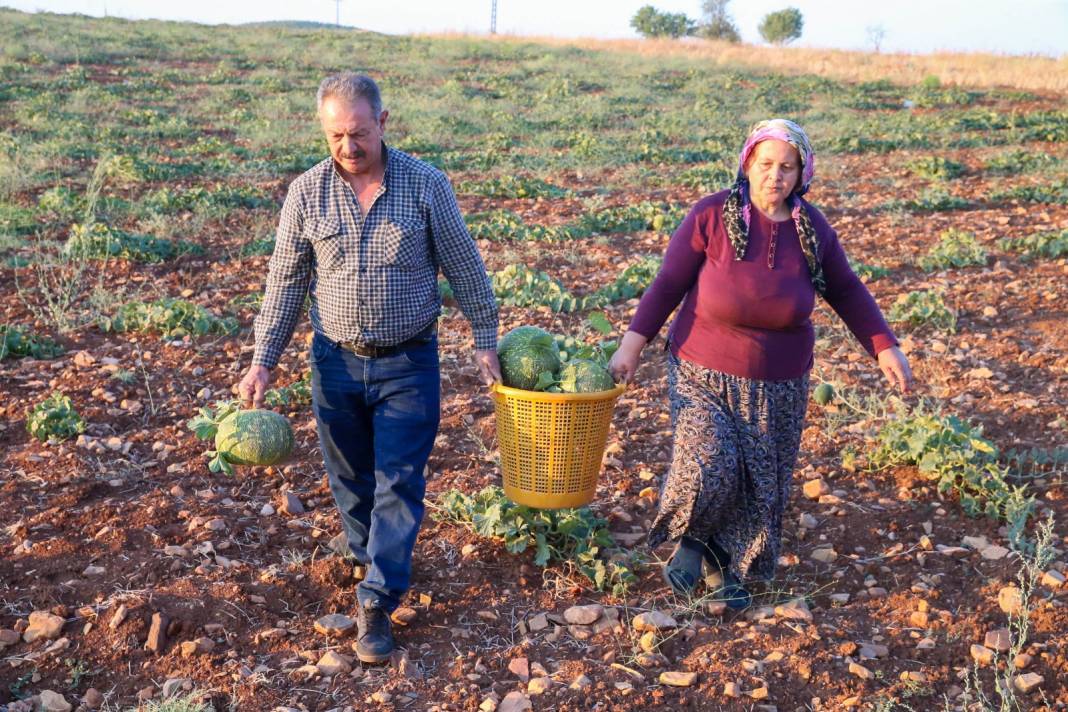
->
xmin=38 ymin=691 xmax=72 ymax=712
xmin=632 ymin=610 xmax=677 ymax=632
xmin=659 ymin=671 xmax=698 ymax=687
xmin=314 ymin=613 xmax=355 ymax=637
xmin=563 ymin=604 xmax=603 ymax=625
xmin=498 ymin=691 xmax=532 ymax=712
xmin=774 ymin=598 xmax=813 ymax=622
xmin=984 ymin=629 xmax=1011 ymax=652
xmin=23 ymin=611 xmax=65 ymax=643
xmin=998 ymin=586 xmax=1023 ymax=616
xmin=1014 ymin=673 xmax=1044 ymax=693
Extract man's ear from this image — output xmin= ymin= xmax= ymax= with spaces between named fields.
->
xmin=379 ymin=109 xmax=389 ymax=132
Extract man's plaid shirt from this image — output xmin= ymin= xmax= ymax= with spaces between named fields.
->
xmin=252 ymin=145 xmax=499 ymax=369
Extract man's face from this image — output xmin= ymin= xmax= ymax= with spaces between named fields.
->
xmin=320 ymin=96 xmax=387 ymax=177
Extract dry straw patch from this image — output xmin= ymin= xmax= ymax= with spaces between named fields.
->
xmin=433 ymin=33 xmax=1068 ymax=93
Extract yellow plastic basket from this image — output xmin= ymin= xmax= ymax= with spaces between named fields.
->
xmin=490 ymin=382 xmax=626 ymax=509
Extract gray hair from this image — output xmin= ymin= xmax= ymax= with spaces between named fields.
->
xmin=316 ymin=72 xmax=382 ymax=117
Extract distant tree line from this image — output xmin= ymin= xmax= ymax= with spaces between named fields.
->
xmin=631 ymin=2 xmax=804 ymax=46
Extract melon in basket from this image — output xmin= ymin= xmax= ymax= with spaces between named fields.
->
xmin=497 ymin=326 xmax=561 ymax=391
xmin=558 ymin=358 xmax=615 ymax=393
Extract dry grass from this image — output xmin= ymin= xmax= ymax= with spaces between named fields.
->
xmin=428 ymin=33 xmax=1068 ymax=93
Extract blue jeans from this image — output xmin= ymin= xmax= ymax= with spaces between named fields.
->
xmin=310 ymin=333 xmax=440 ymax=612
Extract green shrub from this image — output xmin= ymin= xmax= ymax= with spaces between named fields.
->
xmin=906 ymin=156 xmax=965 ymax=181
xmin=758 ymin=7 xmax=804 ymax=45
xmin=0 ymin=324 xmax=63 ymax=360
xmin=65 ymin=222 xmax=203 ymax=263
xmin=998 ymin=229 xmax=1068 ymax=261
xmin=631 ymin=5 xmax=696 ymax=39
xmin=26 ymin=392 xmax=85 ymax=443
xmin=101 ymin=298 xmax=239 ymax=338
xmin=439 ymin=485 xmax=637 ymax=595
xmin=887 ymin=290 xmax=956 ymax=332
xmin=918 ymin=229 xmax=988 ymax=271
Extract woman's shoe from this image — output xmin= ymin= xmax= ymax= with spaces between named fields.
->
xmin=702 ymin=538 xmax=752 ymax=610
xmin=662 ymin=537 xmax=704 ymax=596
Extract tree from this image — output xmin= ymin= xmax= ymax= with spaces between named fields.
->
xmin=630 ymin=5 xmax=697 ymax=39
xmin=758 ymin=7 xmax=803 ymax=45
xmin=697 ymin=0 xmax=741 ymax=42
xmin=866 ymin=24 xmax=887 ymax=53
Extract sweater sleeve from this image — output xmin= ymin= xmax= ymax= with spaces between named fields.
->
xmin=811 ymin=206 xmax=898 ymax=358
xmin=627 ymin=199 xmax=711 ymax=340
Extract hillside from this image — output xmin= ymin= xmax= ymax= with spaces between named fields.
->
xmin=0 ymin=7 xmax=1066 ymax=711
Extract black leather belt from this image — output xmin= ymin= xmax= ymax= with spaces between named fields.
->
xmin=337 ymin=324 xmax=436 ymax=359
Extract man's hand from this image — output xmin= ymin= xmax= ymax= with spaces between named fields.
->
xmin=238 ymin=365 xmax=271 ymax=408
xmin=474 ymin=349 xmax=502 ymax=387
xmin=877 ymin=345 xmax=913 ymax=393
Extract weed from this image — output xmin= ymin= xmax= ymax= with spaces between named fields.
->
xmin=992 ymin=179 xmax=1068 ymax=205
xmin=869 ymin=406 xmax=1034 ymax=543
xmin=437 ymin=485 xmax=637 ymax=596
xmin=906 ymin=155 xmax=965 ymax=181
xmin=983 ymin=149 xmax=1056 ymax=176
xmin=457 ymin=175 xmax=571 ymax=199
xmin=26 ymin=391 xmax=86 ymax=443
xmin=0 ymin=323 xmax=64 ymax=360
xmin=101 ymin=298 xmax=239 ymax=339
xmin=848 ymin=258 xmax=891 ymax=281
xmin=887 ymin=290 xmax=956 ymax=332
xmin=65 ymin=222 xmax=203 ymax=263
xmin=998 ymin=228 xmax=1068 ymax=260
xmin=918 ymin=229 xmax=988 ymax=271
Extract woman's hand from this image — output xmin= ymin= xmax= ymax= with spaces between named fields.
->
xmin=877 ymin=345 xmax=913 ymax=393
xmin=608 ymin=331 xmax=649 ymax=385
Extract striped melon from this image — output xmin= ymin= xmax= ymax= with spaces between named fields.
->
xmin=215 ymin=409 xmax=294 ymax=466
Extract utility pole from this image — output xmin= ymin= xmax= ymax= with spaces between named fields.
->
xmin=335 ymin=0 xmax=342 ymax=27
xmin=490 ymin=0 xmax=498 ymax=34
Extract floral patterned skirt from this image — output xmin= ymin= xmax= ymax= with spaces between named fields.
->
xmin=647 ymin=353 xmax=809 ymax=581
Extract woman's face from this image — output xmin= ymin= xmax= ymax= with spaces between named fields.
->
xmin=745 ymin=139 xmax=802 ymax=210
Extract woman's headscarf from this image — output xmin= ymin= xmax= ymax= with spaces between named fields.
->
xmin=722 ymin=119 xmax=826 ymax=296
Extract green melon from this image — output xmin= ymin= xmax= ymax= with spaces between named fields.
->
xmin=813 ymin=383 xmax=835 ymax=406
xmin=558 ymin=359 xmax=615 ymax=393
xmin=215 ymin=409 xmax=294 ymax=466
xmin=497 ymin=326 xmax=561 ymax=391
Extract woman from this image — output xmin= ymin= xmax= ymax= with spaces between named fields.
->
xmin=609 ymin=119 xmax=912 ymax=607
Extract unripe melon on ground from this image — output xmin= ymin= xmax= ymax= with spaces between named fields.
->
xmin=215 ymin=409 xmax=294 ymax=466
xmin=813 ymin=383 xmax=835 ymax=406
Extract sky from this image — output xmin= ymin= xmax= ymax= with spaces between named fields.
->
xmin=4 ymin=0 xmax=1067 ymax=56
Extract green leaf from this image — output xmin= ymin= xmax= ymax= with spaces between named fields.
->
xmin=534 ymin=533 xmax=551 ymax=566
xmin=587 ymin=311 xmax=614 ymax=335
xmin=532 ymin=371 xmax=558 ymax=392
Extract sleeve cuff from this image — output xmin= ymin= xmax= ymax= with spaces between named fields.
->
xmin=870 ymin=333 xmax=899 ymax=358
xmin=473 ymin=326 xmax=498 ymax=352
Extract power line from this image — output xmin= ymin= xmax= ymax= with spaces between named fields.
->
xmin=490 ymin=0 xmax=498 ymax=34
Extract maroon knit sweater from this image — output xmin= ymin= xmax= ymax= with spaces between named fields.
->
xmin=629 ymin=190 xmax=897 ymax=380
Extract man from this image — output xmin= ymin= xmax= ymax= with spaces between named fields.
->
xmin=238 ymin=72 xmax=500 ymax=663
